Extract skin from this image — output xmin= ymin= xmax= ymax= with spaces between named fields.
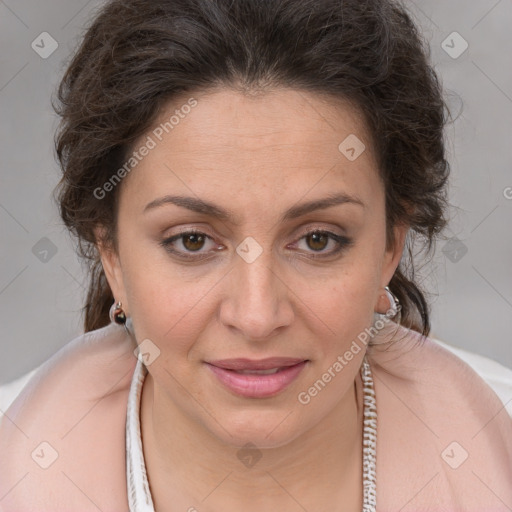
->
xmin=98 ymin=87 xmax=408 ymax=512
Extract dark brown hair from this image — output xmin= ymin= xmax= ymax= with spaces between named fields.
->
xmin=53 ymin=0 xmax=450 ymax=337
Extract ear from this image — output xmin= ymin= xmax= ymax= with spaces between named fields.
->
xmin=94 ymin=226 xmax=128 ymax=312
xmin=373 ymin=222 xmax=408 ymax=314
xmin=380 ymin=221 xmax=409 ymax=288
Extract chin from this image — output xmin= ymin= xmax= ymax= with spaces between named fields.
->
xmin=207 ymin=408 xmax=309 ymax=450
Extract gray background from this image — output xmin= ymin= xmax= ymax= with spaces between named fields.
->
xmin=1 ymin=0 xmax=511 ymax=384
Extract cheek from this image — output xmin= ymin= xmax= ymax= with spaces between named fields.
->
xmin=120 ymin=247 xmax=210 ymax=356
xmin=299 ymin=239 xmax=384 ymax=355
xmin=306 ymin=274 xmax=377 ymax=357
xmin=130 ymin=283 xmax=205 ymax=347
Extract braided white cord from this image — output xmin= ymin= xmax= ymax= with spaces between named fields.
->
xmin=361 ymin=355 xmax=377 ymax=512
xmin=126 ymin=357 xmax=155 ymax=512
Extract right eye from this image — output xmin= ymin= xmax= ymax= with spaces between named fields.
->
xmin=160 ymin=230 xmax=223 ymax=260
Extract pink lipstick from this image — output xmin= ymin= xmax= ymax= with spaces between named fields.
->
xmin=205 ymin=357 xmax=308 ymax=398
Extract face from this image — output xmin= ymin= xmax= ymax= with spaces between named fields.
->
xmin=99 ymin=87 xmax=407 ymax=449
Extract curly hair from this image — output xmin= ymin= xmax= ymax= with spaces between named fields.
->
xmin=53 ymin=0 xmax=450 ymax=337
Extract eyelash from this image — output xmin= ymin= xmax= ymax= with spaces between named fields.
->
xmin=159 ymin=228 xmax=353 ymax=261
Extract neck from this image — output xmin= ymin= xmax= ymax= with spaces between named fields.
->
xmin=140 ymin=366 xmax=365 ymax=512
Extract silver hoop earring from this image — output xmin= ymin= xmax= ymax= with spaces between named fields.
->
xmin=369 ymin=286 xmax=402 ymax=347
xmin=384 ymin=286 xmax=400 ymax=318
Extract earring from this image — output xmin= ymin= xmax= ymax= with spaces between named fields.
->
xmin=383 ymin=286 xmax=400 ymax=318
xmin=374 ymin=286 xmax=400 ymax=318
xmin=369 ymin=286 xmax=402 ymax=347
xmin=109 ymin=300 xmax=127 ymax=325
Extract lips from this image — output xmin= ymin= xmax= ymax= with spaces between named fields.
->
xmin=207 ymin=357 xmax=307 ymax=371
xmin=205 ymin=357 xmax=309 ymax=398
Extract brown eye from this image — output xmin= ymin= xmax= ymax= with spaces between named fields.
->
xmin=293 ymin=229 xmax=353 ymax=259
xmin=305 ymin=232 xmax=329 ymax=251
xmin=160 ymin=230 xmax=220 ymax=260
xmin=182 ymin=233 xmax=206 ymax=251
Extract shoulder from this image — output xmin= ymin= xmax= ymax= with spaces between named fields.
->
xmin=369 ymin=323 xmax=512 ymax=422
xmin=370 ymin=323 xmax=512 ymax=510
xmin=0 ymin=323 xmax=137 ymax=511
xmin=432 ymin=337 xmax=512 ymax=416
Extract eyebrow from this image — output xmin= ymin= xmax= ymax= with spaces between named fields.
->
xmin=143 ymin=192 xmax=364 ymax=224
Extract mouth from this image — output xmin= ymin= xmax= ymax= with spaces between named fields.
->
xmin=229 ymin=367 xmax=285 ymax=375
xmin=207 ymin=357 xmax=307 ymax=371
xmin=205 ymin=358 xmax=309 ymax=398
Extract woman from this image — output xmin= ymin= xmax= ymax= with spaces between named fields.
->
xmin=1 ymin=0 xmax=511 ymax=510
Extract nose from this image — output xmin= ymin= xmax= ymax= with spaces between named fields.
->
xmin=219 ymin=247 xmax=294 ymax=341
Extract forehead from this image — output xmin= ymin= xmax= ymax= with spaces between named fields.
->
xmin=120 ymin=87 xmax=382 ymax=216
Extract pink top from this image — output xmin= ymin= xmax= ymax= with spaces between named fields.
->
xmin=1 ymin=321 xmax=511 ymax=511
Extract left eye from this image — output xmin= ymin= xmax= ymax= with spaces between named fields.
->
xmin=291 ymin=230 xmax=352 ymax=258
